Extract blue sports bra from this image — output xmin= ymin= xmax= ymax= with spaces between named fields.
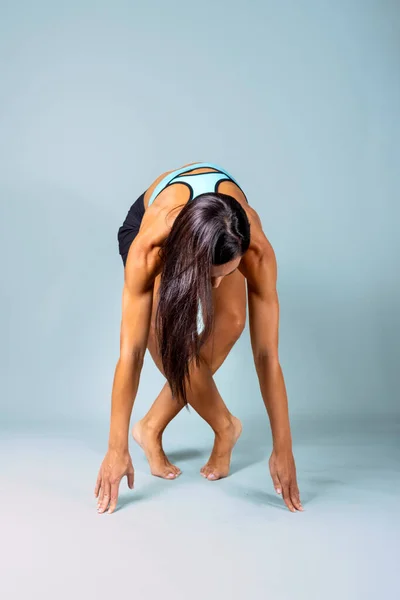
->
xmin=147 ymin=161 xmax=243 ymax=206
xmin=149 ymin=162 xmax=243 ymax=335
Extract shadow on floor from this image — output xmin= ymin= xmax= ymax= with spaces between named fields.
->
xmin=167 ymin=448 xmax=205 ymax=462
xmin=115 ymin=476 xmax=186 ymax=512
xmin=226 ymin=485 xmax=289 ymax=511
xmin=225 ymin=474 xmax=343 ymax=510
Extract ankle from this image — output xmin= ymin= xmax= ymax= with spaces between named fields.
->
xmin=141 ymin=417 xmax=164 ymax=440
xmin=213 ymin=415 xmax=235 ymax=438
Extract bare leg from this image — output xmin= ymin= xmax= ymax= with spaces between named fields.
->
xmin=132 ymin=386 xmax=182 ymax=479
xmin=133 ymin=333 xmax=243 ymax=480
xmin=133 ymin=269 xmax=246 ymax=480
xmin=185 ymin=355 xmax=243 ymax=481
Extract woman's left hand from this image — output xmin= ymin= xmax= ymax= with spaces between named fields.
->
xmin=269 ymin=447 xmax=303 ymax=512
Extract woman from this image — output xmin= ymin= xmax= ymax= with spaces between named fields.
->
xmin=95 ymin=161 xmax=303 ymax=514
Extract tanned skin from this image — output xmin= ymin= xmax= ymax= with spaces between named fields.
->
xmin=94 ymin=163 xmax=303 ymax=514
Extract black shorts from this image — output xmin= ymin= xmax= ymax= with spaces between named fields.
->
xmin=117 ymin=191 xmax=146 ymax=267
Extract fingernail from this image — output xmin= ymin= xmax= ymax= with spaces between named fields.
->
xmin=276 ymin=488 xmax=281 ymax=494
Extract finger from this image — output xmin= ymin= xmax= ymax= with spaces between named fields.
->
xmin=282 ymin=482 xmax=296 ymax=513
xmin=127 ymin=467 xmax=134 ymax=490
xmin=97 ymin=484 xmax=104 ymax=508
xmin=98 ymin=480 xmax=111 ymax=514
xmin=107 ymin=480 xmax=121 ymax=514
xmin=270 ymin=471 xmax=282 ymax=495
xmin=290 ymin=484 xmax=304 ymax=511
xmin=94 ymin=472 xmax=102 ymax=497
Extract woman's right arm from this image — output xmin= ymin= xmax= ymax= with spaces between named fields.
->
xmin=95 ymin=241 xmax=155 ymax=514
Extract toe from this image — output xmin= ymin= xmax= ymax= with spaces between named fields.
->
xmin=172 ymin=465 xmax=181 ymax=476
xmin=167 ymin=462 xmax=181 ymax=476
xmin=156 ymin=467 xmax=177 ymax=479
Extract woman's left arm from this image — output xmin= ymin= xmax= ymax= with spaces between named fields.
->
xmin=239 ymin=222 xmax=303 ymax=512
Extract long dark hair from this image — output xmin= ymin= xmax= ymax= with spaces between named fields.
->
xmin=155 ymin=192 xmax=251 ymax=405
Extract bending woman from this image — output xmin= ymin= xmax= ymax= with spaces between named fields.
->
xmin=95 ymin=161 xmax=302 ymax=514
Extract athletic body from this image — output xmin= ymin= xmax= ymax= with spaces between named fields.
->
xmin=95 ymin=162 xmax=302 ymax=514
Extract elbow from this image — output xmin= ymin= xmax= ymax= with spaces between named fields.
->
xmin=254 ymin=349 xmax=280 ymax=370
xmin=119 ymin=345 xmax=146 ymax=365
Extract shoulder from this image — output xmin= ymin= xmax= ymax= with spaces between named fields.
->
xmin=238 ymin=209 xmax=277 ymax=294
xmin=216 ymin=181 xmax=267 ymax=248
xmin=215 ymin=180 xmax=276 ymax=287
xmin=123 ymin=234 xmax=162 ymax=293
xmin=125 ymin=188 xmax=194 ymax=293
xmin=144 ymin=161 xmax=199 ymax=209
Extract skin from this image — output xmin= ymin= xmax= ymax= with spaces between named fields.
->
xmin=95 ymin=163 xmax=303 ymax=514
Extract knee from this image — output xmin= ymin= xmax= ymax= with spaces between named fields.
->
xmin=227 ymin=313 xmax=246 ymax=343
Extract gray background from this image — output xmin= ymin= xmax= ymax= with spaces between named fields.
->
xmin=1 ymin=1 xmax=399 ymax=599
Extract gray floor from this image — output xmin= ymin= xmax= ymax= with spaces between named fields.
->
xmin=2 ymin=414 xmax=399 ymax=600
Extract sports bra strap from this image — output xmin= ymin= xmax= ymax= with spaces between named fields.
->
xmin=204 ymin=162 xmax=241 ymax=187
xmin=147 ymin=162 xmax=240 ymax=206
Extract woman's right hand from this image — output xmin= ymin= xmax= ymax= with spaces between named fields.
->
xmin=94 ymin=448 xmax=135 ymax=514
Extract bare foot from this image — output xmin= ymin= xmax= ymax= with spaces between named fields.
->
xmin=200 ymin=416 xmax=242 ymax=481
xmin=132 ymin=420 xmax=181 ymax=479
